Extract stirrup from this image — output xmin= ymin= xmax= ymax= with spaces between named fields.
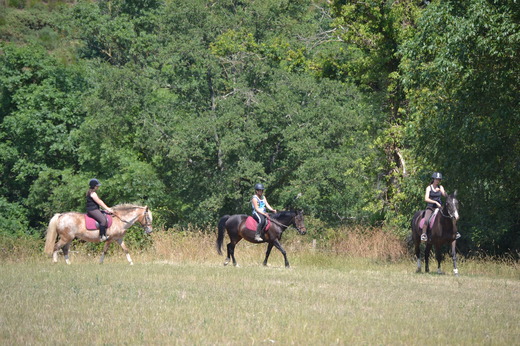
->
xmin=420 ymin=234 xmax=427 ymax=242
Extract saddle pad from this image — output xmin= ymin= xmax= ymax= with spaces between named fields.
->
xmin=245 ymin=216 xmax=271 ymax=232
xmin=85 ymin=213 xmax=113 ymax=230
xmin=419 ymin=209 xmax=439 ymax=230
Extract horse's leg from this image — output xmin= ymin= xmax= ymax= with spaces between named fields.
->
xmin=227 ymin=242 xmax=239 ymax=267
xmin=224 ymin=242 xmax=233 ymax=266
xmin=263 ymin=242 xmax=274 ymax=267
xmin=435 ymin=245 xmax=444 ymax=274
xmin=424 ymin=243 xmax=432 ymax=273
xmin=414 ymin=236 xmax=422 ymax=273
xmin=451 ymin=240 xmax=459 ymax=276
xmin=99 ymin=241 xmax=111 ymax=264
xmin=116 ymin=239 xmax=134 ymax=265
xmin=272 ymin=239 xmax=290 ymax=268
xmin=62 ymin=243 xmax=72 ymax=265
xmin=52 ymin=237 xmax=72 ymax=264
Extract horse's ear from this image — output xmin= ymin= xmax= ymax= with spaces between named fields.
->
xmin=453 ymin=190 xmax=458 ymax=198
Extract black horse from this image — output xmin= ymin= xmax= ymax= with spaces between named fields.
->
xmin=411 ymin=191 xmax=460 ymax=275
xmin=216 ymin=210 xmax=307 ymax=268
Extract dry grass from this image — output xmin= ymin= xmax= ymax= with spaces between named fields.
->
xmin=324 ymin=226 xmax=407 ymax=261
xmin=2 ymin=226 xmax=519 ymax=279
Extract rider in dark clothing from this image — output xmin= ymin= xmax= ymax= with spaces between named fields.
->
xmin=421 ymin=172 xmax=460 ymax=241
xmin=86 ymin=178 xmax=113 ymax=242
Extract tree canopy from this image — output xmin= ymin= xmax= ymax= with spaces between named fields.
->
xmin=0 ymin=0 xmax=518 ymax=256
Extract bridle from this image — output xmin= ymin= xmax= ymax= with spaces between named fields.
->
xmin=440 ymin=199 xmax=458 ymax=220
xmin=141 ymin=209 xmax=153 ymax=234
xmin=112 ymin=207 xmax=152 ymax=234
xmin=268 ymin=212 xmax=306 ymax=233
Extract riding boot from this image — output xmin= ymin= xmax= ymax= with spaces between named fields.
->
xmin=254 ymin=226 xmax=263 ymax=242
xmin=99 ymin=225 xmax=108 ymax=242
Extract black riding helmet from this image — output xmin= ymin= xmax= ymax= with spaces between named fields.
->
xmin=89 ymin=178 xmax=101 ymax=188
xmin=431 ymin=172 xmax=443 ymax=180
xmin=254 ymin=183 xmax=265 ymax=190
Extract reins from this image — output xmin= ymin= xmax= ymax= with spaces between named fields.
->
xmin=111 ymin=207 xmax=151 ymax=227
xmin=111 ymin=212 xmax=138 ymax=225
xmin=439 ymin=204 xmax=456 ymax=219
xmin=268 ymin=217 xmax=290 ymax=228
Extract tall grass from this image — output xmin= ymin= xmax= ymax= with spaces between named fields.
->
xmin=2 ymin=226 xmax=518 ymax=278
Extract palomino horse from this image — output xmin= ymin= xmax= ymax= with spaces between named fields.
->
xmin=411 ymin=192 xmax=460 ymax=275
xmin=44 ymin=204 xmax=152 ymax=265
xmin=216 ymin=210 xmax=306 ymax=268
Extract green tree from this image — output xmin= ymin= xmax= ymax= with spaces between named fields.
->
xmin=401 ymin=0 xmax=520 ymax=253
xmin=327 ymin=0 xmax=425 ymax=225
xmin=0 ymin=43 xmax=87 ymax=227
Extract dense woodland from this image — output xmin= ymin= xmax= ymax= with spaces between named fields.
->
xmin=0 ymin=0 xmax=518 ymax=256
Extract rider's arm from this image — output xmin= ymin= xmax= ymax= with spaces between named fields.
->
xmin=264 ymin=199 xmax=277 ymax=213
xmin=91 ymin=192 xmax=113 ymax=213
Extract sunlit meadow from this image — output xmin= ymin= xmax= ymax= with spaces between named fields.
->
xmin=1 ymin=228 xmax=518 ymax=344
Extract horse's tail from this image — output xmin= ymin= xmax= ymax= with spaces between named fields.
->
xmin=216 ymin=215 xmax=230 ymax=255
xmin=44 ymin=214 xmax=61 ymax=255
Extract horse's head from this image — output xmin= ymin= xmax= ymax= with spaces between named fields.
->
xmin=445 ymin=191 xmax=460 ymax=222
xmin=294 ymin=210 xmax=307 ymax=235
xmin=139 ymin=206 xmax=153 ymax=234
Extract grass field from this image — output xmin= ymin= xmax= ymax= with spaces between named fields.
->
xmin=1 ymin=231 xmax=519 ymax=344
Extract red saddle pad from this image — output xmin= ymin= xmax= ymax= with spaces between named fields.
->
xmin=245 ymin=216 xmax=271 ymax=232
xmin=419 ymin=209 xmax=439 ymax=230
xmin=85 ymin=213 xmax=113 ymax=230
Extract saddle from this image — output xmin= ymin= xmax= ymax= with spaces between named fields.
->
xmin=245 ymin=216 xmax=271 ymax=232
xmin=85 ymin=213 xmax=113 ymax=230
xmin=419 ymin=209 xmax=439 ymax=230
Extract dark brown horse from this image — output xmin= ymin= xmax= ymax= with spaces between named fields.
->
xmin=216 ymin=210 xmax=307 ymax=268
xmin=411 ymin=191 xmax=460 ymax=275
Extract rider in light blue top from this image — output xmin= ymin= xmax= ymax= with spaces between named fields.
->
xmin=251 ymin=183 xmax=277 ymax=242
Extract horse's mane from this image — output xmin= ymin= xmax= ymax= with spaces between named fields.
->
xmin=112 ymin=203 xmax=145 ymax=211
xmin=270 ymin=210 xmax=295 ymax=218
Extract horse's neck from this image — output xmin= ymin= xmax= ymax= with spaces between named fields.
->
xmin=439 ymin=206 xmax=456 ymax=232
xmin=115 ymin=208 xmax=142 ymax=227
xmin=273 ymin=212 xmax=294 ymax=227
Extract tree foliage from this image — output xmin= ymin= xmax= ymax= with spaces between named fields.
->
xmin=0 ymin=0 xmax=518 ymax=255
xmin=400 ymin=0 xmax=520 ymax=252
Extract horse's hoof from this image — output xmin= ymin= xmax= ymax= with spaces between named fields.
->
xmin=416 ymin=268 xmax=421 ymax=273
xmin=223 ymin=259 xmax=230 ymax=266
